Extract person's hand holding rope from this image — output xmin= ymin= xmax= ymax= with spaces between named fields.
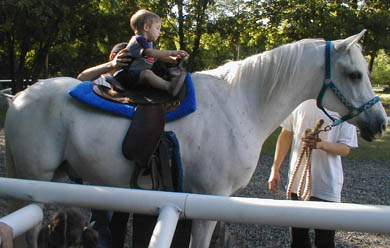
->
xmin=286 ymin=119 xmax=325 ymax=200
xmin=302 ymin=133 xmax=322 ymax=149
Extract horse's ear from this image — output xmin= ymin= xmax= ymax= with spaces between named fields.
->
xmin=334 ymin=29 xmax=367 ymax=52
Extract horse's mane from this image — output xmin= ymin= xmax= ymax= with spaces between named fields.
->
xmin=202 ymin=39 xmax=325 ymax=100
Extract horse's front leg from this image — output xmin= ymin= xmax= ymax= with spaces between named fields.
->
xmin=189 ymin=220 xmax=217 ymax=248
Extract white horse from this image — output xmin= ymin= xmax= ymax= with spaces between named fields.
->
xmin=4 ymin=30 xmax=387 ymax=248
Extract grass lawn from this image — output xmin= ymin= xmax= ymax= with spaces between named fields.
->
xmin=261 ymin=94 xmax=390 ymax=160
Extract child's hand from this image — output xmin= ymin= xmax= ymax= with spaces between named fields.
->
xmin=171 ymin=50 xmax=189 ymax=58
xmin=177 ymin=50 xmax=189 ymax=58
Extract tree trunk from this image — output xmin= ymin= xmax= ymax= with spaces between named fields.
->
xmin=44 ymin=54 xmax=49 ymax=78
xmin=7 ymin=33 xmax=16 ymax=91
xmin=14 ymin=39 xmax=30 ymax=94
xmin=368 ymin=51 xmax=376 ymax=73
xmin=188 ymin=0 xmax=211 ymax=71
xmin=31 ymin=44 xmax=50 ymax=83
xmin=176 ymin=0 xmax=186 ymax=51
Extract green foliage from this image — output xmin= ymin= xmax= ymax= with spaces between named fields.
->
xmin=1 ymin=0 xmax=390 ymax=92
xmin=0 ymin=0 xmax=136 ymax=91
xmin=260 ymin=0 xmax=365 ymax=47
xmin=371 ymin=50 xmax=390 ymax=86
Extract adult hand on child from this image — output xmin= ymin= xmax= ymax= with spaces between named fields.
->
xmin=111 ymin=49 xmax=133 ymax=69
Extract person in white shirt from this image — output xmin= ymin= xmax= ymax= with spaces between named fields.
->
xmin=268 ymin=99 xmax=358 ymax=248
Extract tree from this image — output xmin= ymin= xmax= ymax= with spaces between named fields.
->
xmin=359 ymin=0 xmax=390 ymax=71
xmin=0 ymin=0 xmax=90 ymax=92
xmin=371 ymin=50 xmax=390 ymax=86
xmin=260 ymin=0 xmax=363 ymax=47
xmin=0 ymin=0 xmax=136 ymax=93
xmin=1 ymin=0 xmax=388 ymax=91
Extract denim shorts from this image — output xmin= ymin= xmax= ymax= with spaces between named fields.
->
xmin=113 ymin=69 xmax=141 ymax=90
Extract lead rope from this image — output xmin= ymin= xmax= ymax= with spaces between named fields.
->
xmin=286 ymin=119 xmax=330 ymax=200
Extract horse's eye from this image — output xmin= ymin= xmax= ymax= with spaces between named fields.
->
xmin=348 ymin=71 xmax=362 ymax=81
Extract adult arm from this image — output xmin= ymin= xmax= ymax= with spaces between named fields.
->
xmin=77 ymin=50 xmax=132 ymax=81
xmin=268 ymin=128 xmax=293 ymax=193
xmin=77 ymin=61 xmax=117 ymax=81
xmin=302 ymin=136 xmax=351 ymax=156
xmin=303 ymin=110 xmax=357 ymax=157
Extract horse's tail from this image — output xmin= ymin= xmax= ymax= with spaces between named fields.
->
xmin=2 ymin=88 xmax=16 ymax=178
xmin=0 ymin=88 xmax=14 ymax=126
xmin=5 ymin=135 xmax=16 ymax=179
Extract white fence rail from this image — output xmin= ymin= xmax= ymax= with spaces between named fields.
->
xmin=0 ymin=79 xmax=34 ymax=84
xmin=0 ymin=204 xmax=43 ymax=238
xmin=0 ymin=177 xmax=389 ymax=247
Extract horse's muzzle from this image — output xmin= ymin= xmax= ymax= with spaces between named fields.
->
xmin=358 ymin=115 xmax=387 ymax=142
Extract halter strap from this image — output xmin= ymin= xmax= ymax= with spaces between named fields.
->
xmin=316 ymin=41 xmax=380 ymax=127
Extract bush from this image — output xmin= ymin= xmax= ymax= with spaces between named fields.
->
xmin=371 ymin=49 xmax=390 ymax=86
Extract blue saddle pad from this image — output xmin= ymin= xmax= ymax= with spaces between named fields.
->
xmin=69 ymin=73 xmax=196 ymax=122
xmin=165 ymin=131 xmax=184 ymax=192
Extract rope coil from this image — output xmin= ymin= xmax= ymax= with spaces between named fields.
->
xmin=286 ymin=119 xmax=330 ymax=200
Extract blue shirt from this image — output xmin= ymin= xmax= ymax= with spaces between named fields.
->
xmin=126 ymin=35 xmax=156 ymax=71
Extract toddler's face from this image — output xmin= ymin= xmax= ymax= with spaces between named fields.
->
xmin=146 ymin=21 xmax=161 ymax=41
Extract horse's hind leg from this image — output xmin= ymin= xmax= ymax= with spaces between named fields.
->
xmin=5 ymin=142 xmax=34 ymax=247
xmin=5 ymin=141 xmax=25 ymax=246
xmin=189 ymin=220 xmax=218 ymax=248
xmin=5 ymin=142 xmax=51 ymax=248
xmin=5 ymin=136 xmax=16 ymax=179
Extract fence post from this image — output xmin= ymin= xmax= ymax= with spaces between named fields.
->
xmin=148 ymin=204 xmax=181 ymax=248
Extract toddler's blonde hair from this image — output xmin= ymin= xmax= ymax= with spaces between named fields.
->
xmin=130 ymin=9 xmax=161 ymax=32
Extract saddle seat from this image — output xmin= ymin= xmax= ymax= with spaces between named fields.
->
xmin=92 ymin=74 xmax=185 ymax=111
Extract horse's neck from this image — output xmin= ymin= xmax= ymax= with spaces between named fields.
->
xmin=231 ymin=40 xmax=326 ymax=141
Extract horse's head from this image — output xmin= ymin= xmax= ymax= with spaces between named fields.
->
xmin=319 ymin=30 xmax=387 ymax=141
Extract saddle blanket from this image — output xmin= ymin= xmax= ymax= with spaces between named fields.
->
xmin=68 ymin=72 xmax=196 ymax=122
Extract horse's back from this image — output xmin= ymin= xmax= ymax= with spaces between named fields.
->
xmin=6 ymin=77 xmax=80 ymax=132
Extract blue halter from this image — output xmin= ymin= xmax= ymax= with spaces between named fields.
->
xmin=316 ymin=41 xmax=380 ymax=127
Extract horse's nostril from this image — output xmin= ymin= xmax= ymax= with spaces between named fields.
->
xmin=381 ymin=123 xmax=387 ymax=133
